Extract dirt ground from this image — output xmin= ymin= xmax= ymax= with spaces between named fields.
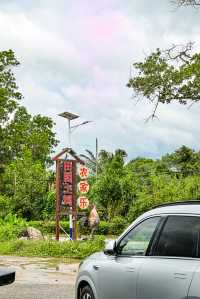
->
xmin=0 ymin=255 xmax=79 ymax=299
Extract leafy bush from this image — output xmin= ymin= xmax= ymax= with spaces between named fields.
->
xmin=28 ymin=220 xmax=69 ymax=235
xmin=0 ymin=214 xmax=128 ymax=243
xmin=108 ymin=216 xmax=129 ymax=235
xmin=0 ymin=195 xmax=13 ymax=218
xmin=0 ymin=214 xmax=27 ymax=241
xmin=28 ymin=219 xmax=128 ymax=236
xmin=98 ymin=221 xmax=109 ymax=235
xmin=0 ymin=236 xmax=105 ymax=259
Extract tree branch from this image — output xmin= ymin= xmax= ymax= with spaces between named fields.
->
xmin=164 ymin=42 xmax=194 ymax=63
xmin=172 ymin=0 xmax=200 ymax=7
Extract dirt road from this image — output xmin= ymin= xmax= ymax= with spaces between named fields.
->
xmin=0 ymin=255 xmax=79 ymax=299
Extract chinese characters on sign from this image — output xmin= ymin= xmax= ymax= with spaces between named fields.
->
xmin=79 ymin=165 xmax=89 ymax=179
xmin=78 ymin=196 xmax=90 ymax=210
xmin=78 ymin=165 xmax=89 ymax=209
xmin=61 ymin=161 xmax=73 ymax=206
xmin=78 ymin=181 xmax=90 ymax=194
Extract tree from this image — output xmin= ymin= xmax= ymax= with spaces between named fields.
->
xmin=5 ymin=106 xmax=57 ymax=166
xmin=0 ymin=49 xmax=58 ymax=186
xmin=0 ymin=49 xmax=58 ymax=216
xmin=89 ymin=149 xmax=132 ymax=220
xmin=0 ymin=50 xmax=22 ymax=122
xmin=162 ymin=145 xmax=200 ymax=176
xmin=173 ymin=0 xmax=200 ymax=7
xmin=0 ymin=50 xmax=22 ymax=171
xmin=80 ymin=149 xmax=97 ymax=174
xmin=127 ymin=45 xmax=200 ymax=119
xmin=3 ymin=149 xmax=51 ymax=220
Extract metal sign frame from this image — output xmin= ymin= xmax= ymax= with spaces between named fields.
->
xmin=53 ymin=148 xmax=84 ymax=241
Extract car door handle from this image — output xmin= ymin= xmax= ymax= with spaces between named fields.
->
xmin=174 ymin=273 xmax=187 ymax=280
xmin=93 ymin=265 xmax=101 ymax=270
xmin=126 ymin=267 xmax=135 ymax=272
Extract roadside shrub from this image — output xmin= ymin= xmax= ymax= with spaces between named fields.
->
xmin=98 ymin=221 xmax=109 ymax=235
xmin=0 ymin=236 xmax=105 ymax=259
xmin=0 ymin=215 xmax=128 ymax=243
xmin=0 ymin=195 xmax=12 ymax=218
xmin=0 ymin=214 xmax=27 ymax=241
xmin=29 ymin=219 xmax=128 ymax=236
xmin=28 ymin=220 xmax=69 ymax=235
xmin=108 ymin=216 xmax=129 ymax=235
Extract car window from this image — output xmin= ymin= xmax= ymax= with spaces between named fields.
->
xmin=154 ymin=216 xmax=200 ymax=258
xmin=117 ymin=217 xmax=160 ymax=256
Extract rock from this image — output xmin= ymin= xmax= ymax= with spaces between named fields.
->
xmin=22 ymin=227 xmax=43 ymax=240
xmin=19 ymin=236 xmax=28 ymax=240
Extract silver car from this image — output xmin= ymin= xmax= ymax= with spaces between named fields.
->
xmin=76 ymin=201 xmax=200 ymax=299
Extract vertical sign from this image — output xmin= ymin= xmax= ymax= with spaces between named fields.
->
xmin=78 ymin=165 xmax=90 ymax=210
xmin=61 ymin=161 xmax=73 ymax=207
xmin=60 ymin=160 xmax=77 ymax=240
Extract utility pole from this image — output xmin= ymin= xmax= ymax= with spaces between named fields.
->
xmin=55 ymin=159 xmax=61 ymax=240
xmin=96 ymin=138 xmax=98 ymax=178
xmin=57 ymin=111 xmax=93 ymax=241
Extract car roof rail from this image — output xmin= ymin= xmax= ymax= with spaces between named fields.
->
xmin=154 ymin=200 xmax=200 ymax=209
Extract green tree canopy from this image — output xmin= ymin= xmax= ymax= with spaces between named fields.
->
xmin=0 ymin=50 xmax=58 ymax=175
xmin=127 ymin=46 xmax=200 ymax=118
xmin=0 ymin=49 xmax=58 ymax=218
xmin=3 ymin=149 xmax=51 ymax=220
xmin=162 ymin=145 xmax=200 ymax=176
xmin=5 ymin=106 xmax=57 ymax=166
xmin=0 ymin=50 xmax=22 ymax=123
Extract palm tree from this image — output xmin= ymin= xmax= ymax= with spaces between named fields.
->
xmin=80 ymin=149 xmax=97 ymax=175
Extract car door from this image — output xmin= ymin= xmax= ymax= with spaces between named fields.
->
xmin=137 ymin=215 xmax=200 ymax=299
xmin=97 ymin=216 xmax=161 ymax=299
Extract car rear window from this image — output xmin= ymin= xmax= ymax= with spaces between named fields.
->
xmin=154 ymin=216 xmax=200 ymax=258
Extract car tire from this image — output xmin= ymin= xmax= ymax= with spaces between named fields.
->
xmin=80 ymin=285 xmax=95 ymax=299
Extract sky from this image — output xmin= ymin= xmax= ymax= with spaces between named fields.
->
xmin=0 ymin=0 xmax=200 ymax=160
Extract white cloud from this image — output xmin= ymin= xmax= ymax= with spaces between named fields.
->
xmin=0 ymin=0 xmax=200 ymax=160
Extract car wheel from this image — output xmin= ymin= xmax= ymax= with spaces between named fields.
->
xmin=80 ymin=285 xmax=95 ymax=299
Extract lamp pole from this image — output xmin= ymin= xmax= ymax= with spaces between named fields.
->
xmin=68 ymin=119 xmax=71 ymax=148
xmin=59 ymin=111 xmax=93 ymax=148
xmin=58 ymin=111 xmax=92 ymax=240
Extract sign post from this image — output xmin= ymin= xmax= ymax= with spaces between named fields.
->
xmin=78 ymin=165 xmax=90 ymax=211
xmin=72 ymin=160 xmax=77 ymax=240
xmin=53 ymin=148 xmax=84 ymax=241
xmin=55 ymin=159 xmax=61 ymax=241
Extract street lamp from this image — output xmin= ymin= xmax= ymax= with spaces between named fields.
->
xmin=58 ymin=111 xmax=93 ymax=148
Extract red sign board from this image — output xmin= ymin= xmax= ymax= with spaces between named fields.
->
xmin=61 ymin=161 xmax=73 ymax=207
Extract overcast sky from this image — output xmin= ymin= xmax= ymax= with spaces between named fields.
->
xmin=1 ymin=0 xmax=200 ymax=160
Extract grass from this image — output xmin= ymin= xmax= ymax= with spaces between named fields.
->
xmin=0 ymin=236 xmax=105 ymax=259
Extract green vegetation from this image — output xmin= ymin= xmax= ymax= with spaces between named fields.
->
xmin=0 ymin=236 xmax=105 ymax=259
xmin=88 ymin=146 xmax=200 ymax=222
xmin=0 ymin=50 xmax=57 ymax=220
xmin=1 ymin=49 xmax=200 ymax=259
xmin=127 ymin=44 xmax=200 ymax=119
xmin=0 ymin=214 xmax=27 ymax=241
xmin=0 ymin=217 xmax=128 ymax=242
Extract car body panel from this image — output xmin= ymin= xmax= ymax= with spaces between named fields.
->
xmin=188 ymin=264 xmax=200 ymax=299
xmin=76 ymin=203 xmax=200 ymax=299
xmin=75 ymin=274 xmax=99 ymax=299
xmin=97 ymin=255 xmax=144 ymax=299
xmin=76 ymin=253 xmax=104 ymax=299
xmin=137 ymin=257 xmax=199 ymax=299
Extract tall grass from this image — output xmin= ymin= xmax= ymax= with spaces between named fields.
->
xmin=0 ymin=236 xmax=105 ymax=259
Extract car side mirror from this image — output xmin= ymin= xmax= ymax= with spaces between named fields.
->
xmin=104 ymin=240 xmax=116 ymax=255
xmin=0 ymin=269 xmax=15 ymax=286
